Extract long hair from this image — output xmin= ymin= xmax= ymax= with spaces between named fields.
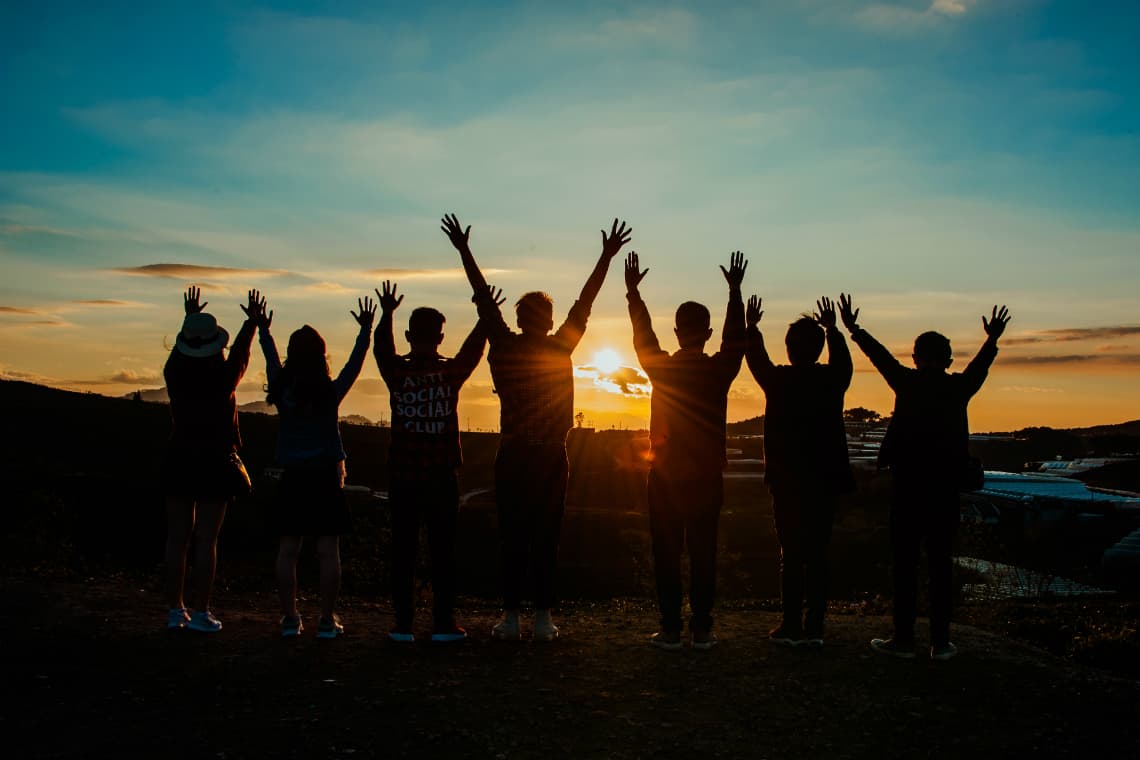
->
xmin=267 ymin=325 xmax=334 ymax=413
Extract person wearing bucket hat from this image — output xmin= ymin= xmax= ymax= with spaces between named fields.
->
xmin=162 ymin=286 xmax=266 ymax=633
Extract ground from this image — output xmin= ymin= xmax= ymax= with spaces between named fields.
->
xmin=3 ymin=578 xmax=1136 ymax=760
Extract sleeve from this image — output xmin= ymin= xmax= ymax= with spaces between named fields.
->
xmin=259 ymin=325 xmax=282 ymax=392
xmin=225 ymin=319 xmax=256 ymax=392
xmin=450 ymin=321 xmax=488 ymax=386
xmin=826 ymin=325 xmax=853 ymax=392
xmin=715 ymin=290 xmax=746 ymax=382
xmin=473 ymin=290 xmax=513 ymax=344
xmin=333 ymin=326 xmax=371 ymax=402
xmin=627 ymin=291 xmax=668 ymax=373
xmin=851 ymin=327 xmax=909 ymax=392
xmin=960 ymin=337 xmax=999 ymax=398
xmin=744 ymin=324 xmax=775 ymax=391
xmin=553 ymin=299 xmax=590 ymax=351
xmin=373 ymin=311 xmax=399 ymax=384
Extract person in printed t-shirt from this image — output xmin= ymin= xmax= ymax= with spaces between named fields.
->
xmin=441 ymin=213 xmax=632 ymax=642
xmin=624 ymin=250 xmax=747 ymax=651
xmin=374 ymin=280 xmax=499 ymax=643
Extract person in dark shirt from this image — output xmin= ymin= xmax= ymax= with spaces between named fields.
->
xmin=625 ymin=250 xmax=747 ymax=650
xmin=441 ymin=213 xmax=631 ymax=641
xmin=374 ymin=280 xmax=495 ymax=644
xmin=840 ymin=294 xmax=1010 ymax=660
xmin=745 ymin=296 xmax=853 ymax=648
xmin=259 ymin=294 xmax=374 ymax=640
xmin=162 ymin=287 xmax=264 ymax=633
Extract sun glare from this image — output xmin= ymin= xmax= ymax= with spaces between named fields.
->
xmin=593 ymin=348 xmax=623 ymax=375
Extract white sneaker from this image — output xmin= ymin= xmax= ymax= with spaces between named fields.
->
xmin=533 ymin=609 xmax=559 ymax=642
xmin=491 ymin=611 xmax=521 ymax=641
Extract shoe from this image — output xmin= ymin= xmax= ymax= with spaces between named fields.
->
xmin=930 ymin=642 xmax=958 ymax=661
xmin=388 ymin=625 xmax=415 ymax=643
xmin=431 ymin=623 xmax=468 ymax=643
xmin=280 ymin=615 xmax=304 ymax=638
xmin=533 ymin=610 xmax=559 ymax=642
xmin=317 ymin=615 xmax=344 ymax=639
xmin=166 ymin=607 xmax=190 ymax=630
xmin=870 ymin=637 xmax=916 ymax=659
xmin=801 ymin=628 xmax=824 ymax=649
xmin=491 ymin=612 xmax=521 ymax=641
xmin=768 ymin=624 xmax=803 ymax=647
xmin=650 ymin=631 xmax=683 ymax=651
xmin=187 ymin=610 xmax=222 ymax=633
xmin=691 ymin=631 xmax=719 ymax=650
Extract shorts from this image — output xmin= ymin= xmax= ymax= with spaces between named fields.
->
xmin=272 ymin=461 xmax=353 ymax=536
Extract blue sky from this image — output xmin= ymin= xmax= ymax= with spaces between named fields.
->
xmin=2 ymin=1 xmax=1139 ymax=430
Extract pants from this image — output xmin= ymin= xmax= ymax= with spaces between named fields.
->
xmin=495 ymin=444 xmax=568 ymax=610
xmin=648 ymin=467 xmax=724 ymax=634
xmin=770 ymin=480 xmax=836 ymax=635
xmin=389 ymin=471 xmax=460 ymax=629
xmin=890 ymin=473 xmax=960 ymax=647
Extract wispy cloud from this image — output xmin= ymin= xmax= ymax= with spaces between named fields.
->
xmin=364 ymin=267 xmax=512 ymax=280
xmin=112 ymin=263 xmax=295 ymax=280
xmin=70 ymin=299 xmax=137 ymax=307
xmin=575 ymin=363 xmax=652 ymax=397
xmin=1004 ymin=325 xmax=1140 ymax=345
xmin=854 ymin=0 xmax=979 ymax=33
xmin=0 ymin=306 xmax=41 ymax=315
xmin=1000 ymin=353 xmax=1140 ymax=366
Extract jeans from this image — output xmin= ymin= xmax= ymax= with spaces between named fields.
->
xmin=495 ymin=444 xmax=569 ymax=610
xmin=389 ymin=471 xmax=460 ymax=629
xmin=647 ymin=467 xmax=724 ymax=634
xmin=770 ymin=480 xmax=836 ymax=635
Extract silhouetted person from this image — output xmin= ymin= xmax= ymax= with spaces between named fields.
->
xmin=374 ymin=280 xmax=497 ymax=644
xmin=258 ymin=295 xmax=374 ymax=639
xmin=625 ymin=250 xmax=747 ymax=650
xmin=442 ymin=213 xmax=632 ymax=641
xmin=840 ymin=295 xmax=1011 ymax=660
xmin=745 ymin=296 xmax=853 ymax=648
xmin=162 ymin=287 xmax=263 ymax=633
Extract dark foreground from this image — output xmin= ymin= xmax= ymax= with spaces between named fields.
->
xmin=2 ymin=579 xmax=1136 ymax=760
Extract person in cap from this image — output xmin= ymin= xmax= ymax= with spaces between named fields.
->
xmin=162 ymin=287 xmax=266 ymax=633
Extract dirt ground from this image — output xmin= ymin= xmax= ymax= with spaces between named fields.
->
xmin=2 ymin=578 xmax=1136 ymax=760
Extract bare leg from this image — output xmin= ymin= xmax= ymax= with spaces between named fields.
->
xmin=277 ymin=536 xmax=303 ymax=617
xmin=164 ymin=496 xmax=196 ymax=610
xmin=316 ymin=535 xmax=341 ymax=621
xmin=190 ymin=499 xmax=228 ymax=611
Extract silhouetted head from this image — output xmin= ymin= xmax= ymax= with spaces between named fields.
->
xmin=785 ymin=316 xmax=825 ymax=366
xmin=516 ymin=291 xmax=554 ymax=336
xmin=406 ymin=307 xmax=446 ymax=354
xmin=267 ymin=324 xmax=334 ymax=409
xmin=286 ymin=325 xmax=330 ymax=378
xmin=175 ymin=312 xmax=229 ymax=359
xmin=912 ymin=330 xmax=953 ymax=371
xmin=674 ymin=301 xmax=713 ymax=350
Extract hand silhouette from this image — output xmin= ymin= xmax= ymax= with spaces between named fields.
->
xmin=483 ymin=284 xmax=507 ymax=308
xmin=624 ymin=251 xmax=648 ymax=291
xmin=746 ymin=295 xmax=764 ymax=328
xmin=440 ymin=213 xmax=471 ymax=252
xmin=838 ymin=293 xmax=860 ymax=332
xmin=375 ymin=281 xmax=404 ymax=313
xmin=601 ymin=219 xmax=633 ymax=260
xmin=720 ymin=251 xmax=747 ymax=290
xmin=351 ymin=296 xmax=377 ymax=329
xmin=983 ymin=305 xmax=1011 ymax=339
xmin=815 ymin=297 xmax=837 ymax=329
xmin=241 ymin=289 xmax=269 ymax=327
xmin=184 ymin=286 xmax=207 ymax=315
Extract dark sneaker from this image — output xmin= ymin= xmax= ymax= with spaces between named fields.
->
xmin=801 ymin=628 xmax=824 ymax=649
xmin=768 ymin=624 xmax=803 ymax=647
xmin=930 ymin=642 xmax=958 ymax=661
xmin=388 ymin=625 xmax=415 ymax=643
xmin=870 ymin=637 xmax=916 ymax=659
xmin=316 ymin=615 xmax=344 ymax=640
xmin=280 ymin=615 xmax=303 ymax=638
xmin=691 ymin=631 xmax=719 ymax=651
xmin=650 ymin=631 xmax=683 ymax=651
xmin=167 ymin=607 xmax=190 ymax=631
xmin=187 ymin=610 xmax=222 ymax=633
xmin=431 ymin=624 xmax=468 ymax=644
xmin=491 ymin=615 xmax=521 ymax=641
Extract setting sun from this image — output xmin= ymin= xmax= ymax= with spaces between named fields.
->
xmin=592 ymin=348 xmax=623 ymax=375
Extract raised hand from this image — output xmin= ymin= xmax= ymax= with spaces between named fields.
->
xmin=746 ymin=295 xmax=764 ymax=328
xmin=351 ymin=296 xmax=377 ymax=329
xmin=375 ymin=281 xmax=404 ymax=313
xmin=719 ymin=251 xmax=748 ymax=290
xmin=815 ymin=296 xmax=837 ymax=329
xmin=440 ymin=213 xmax=471 ymax=252
xmin=983 ymin=305 xmax=1011 ymax=339
xmin=601 ymin=218 xmax=633 ymax=260
xmin=838 ymin=293 xmax=859 ymax=332
xmin=241 ymin=289 xmax=269 ymax=326
xmin=184 ymin=286 xmax=207 ymax=315
xmin=625 ymin=251 xmax=648 ymax=291
xmin=483 ymin=284 xmax=507 ymax=308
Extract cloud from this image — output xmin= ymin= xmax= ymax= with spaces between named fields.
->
xmin=0 ymin=306 xmax=41 ymax=315
xmin=998 ymin=385 xmax=1063 ymax=394
xmin=112 ymin=263 xmax=295 ymax=280
xmin=70 ymin=299 xmax=136 ymax=307
xmin=364 ymin=267 xmax=512 ymax=280
xmin=1003 ymin=325 xmax=1140 ymax=345
xmin=108 ymin=369 xmax=162 ymax=384
xmin=854 ymin=0 xmax=979 ymax=33
xmin=999 ymin=353 xmax=1140 ymax=366
xmin=575 ymin=363 xmax=652 ymax=397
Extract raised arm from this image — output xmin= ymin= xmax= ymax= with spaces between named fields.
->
xmin=576 ymin=218 xmax=632 ymax=309
xmin=817 ymin=296 xmax=852 ymax=389
xmin=452 ymin=288 xmax=504 ymax=385
xmin=373 ymin=281 xmax=403 ymax=383
xmin=744 ymin=295 xmax=775 ymax=388
xmin=716 ymin=251 xmax=747 ymax=370
xmin=227 ymin=289 xmax=263 ymax=390
xmin=961 ymin=305 xmax=1010 ymax=397
xmin=624 ymin=251 xmax=667 ymax=370
xmin=841 ymin=293 xmax=907 ymax=391
xmin=334 ymin=296 xmax=375 ymax=401
xmin=441 ymin=212 xmax=488 ymax=295
xmin=254 ymin=297 xmax=281 ymax=384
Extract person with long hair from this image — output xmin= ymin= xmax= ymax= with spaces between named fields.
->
xmin=258 ymin=295 xmax=376 ymax=639
xmin=163 ymin=287 xmax=265 ymax=632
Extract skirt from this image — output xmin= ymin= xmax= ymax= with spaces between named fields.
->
xmin=273 ymin=461 xmax=353 ymax=536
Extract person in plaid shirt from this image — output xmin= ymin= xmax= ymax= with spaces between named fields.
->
xmin=441 ymin=213 xmax=632 ymax=642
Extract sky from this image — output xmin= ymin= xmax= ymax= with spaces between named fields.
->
xmin=2 ymin=0 xmax=1139 ymax=432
